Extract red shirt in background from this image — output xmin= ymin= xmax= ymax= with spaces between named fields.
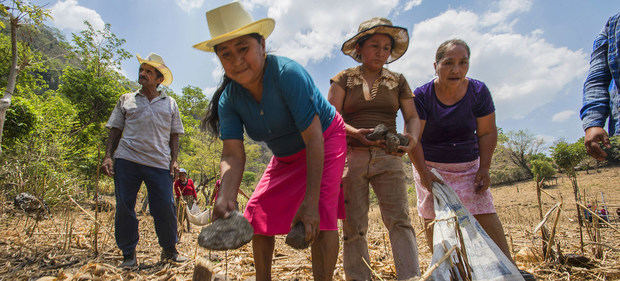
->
xmin=174 ymin=178 xmax=197 ymax=199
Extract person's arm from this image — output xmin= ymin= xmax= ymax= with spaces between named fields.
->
xmin=101 ymin=127 xmax=122 ymax=176
xmin=408 ymin=120 xmax=443 ymax=191
xmin=190 ymin=179 xmax=198 ymax=199
xmin=581 ymin=19 xmax=613 ymax=160
xmin=213 ymin=140 xmax=245 ymax=220
xmin=327 ymin=83 xmax=382 ymax=146
xmin=474 ymin=113 xmax=497 ymax=194
xmin=291 ymin=115 xmax=323 ymax=243
xmin=173 ymin=180 xmax=182 ymax=199
xmin=169 ymin=133 xmax=180 ymax=177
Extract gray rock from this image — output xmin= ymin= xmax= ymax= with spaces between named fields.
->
xmin=198 ymin=211 xmax=254 ymax=250
xmin=366 ymin=124 xmax=389 ymax=141
xmin=285 ymin=222 xmax=310 ymax=249
xmin=14 ymin=192 xmax=49 ymax=219
xmin=385 ymin=132 xmax=400 ymax=153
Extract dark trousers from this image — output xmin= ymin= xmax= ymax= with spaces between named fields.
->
xmin=114 ymin=158 xmax=178 ymax=256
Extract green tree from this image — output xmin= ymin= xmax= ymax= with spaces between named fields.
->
xmin=176 ymin=86 xmax=209 ymax=119
xmin=551 ymin=140 xmax=586 ymax=176
xmin=551 ymin=139 xmax=587 ymax=248
xmin=0 ymin=0 xmax=50 ymax=154
xmin=58 ymin=21 xmax=131 ymax=179
xmin=530 ymin=158 xmax=555 ymax=183
xmin=60 ymin=21 xmax=131 ymax=133
xmin=2 ymin=95 xmax=35 ymax=147
xmin=503 ymin=129 xmax=544 ymax=179
xmin=0 ymin=92 xmax=80 ymax=203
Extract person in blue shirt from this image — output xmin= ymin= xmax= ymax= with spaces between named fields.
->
xmin=581 ymin=12 xmax=620 ymax=160
xmin=193 ymin=3 xmax=346 ymax=280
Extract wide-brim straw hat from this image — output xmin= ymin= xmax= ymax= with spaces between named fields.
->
xmin=193 ymin=2 xmax=275 ymax=52
xmin=137 ymin=53 xmax=173 ymax=86
xmin=341 ymin=17 xmax=409 ymax=64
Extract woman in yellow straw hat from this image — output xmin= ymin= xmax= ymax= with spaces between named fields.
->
xmin=194 ymin=2 xmax=346 ymax=280
xmin=328 ymin=17 xmax=422 ymax=280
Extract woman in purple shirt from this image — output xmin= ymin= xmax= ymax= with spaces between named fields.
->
xmin=409 ymin=39 xmax=514 ymax=265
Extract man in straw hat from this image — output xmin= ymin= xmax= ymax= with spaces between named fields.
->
xmin=195 ymin=2 xmax=347 ymax=280
xmin=102 ymin=53 xmax=186 ymax=267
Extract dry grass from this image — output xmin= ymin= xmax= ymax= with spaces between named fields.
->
xmin=0 ymin=167 xmax=618 ymax=280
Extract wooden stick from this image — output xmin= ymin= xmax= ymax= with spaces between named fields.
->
xmin=68 ymin=195 xmax=114 ymax=239
xmin=93 ymin=146 xmax=101 ymax=256
xmin=420 ymin=245 xmax=457 ymax=281
xmin=416 ymin=220 xmax=435 ymax=238
xmin=533 ymin=203 xmax=561 ymax=233
xmin=545 ymin=203 xmax=562 ymax=261
xmin=576 ymin=202 xmax=618 ymax=232
xmin=362 ymin=256 xmax=385 ymax=281
xmin=454 ymin=219 xmax=472 ymax=280
xmin=539 ymin=188 xmax=557 ymax=200
xmin=584 ymin=242 xmax=620 ymax=252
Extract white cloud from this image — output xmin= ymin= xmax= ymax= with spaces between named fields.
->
xmin=552 ymin=110 xmax=577 ymax=122
xmin=403 ymin=0 xmax=422 ymax=11
xmin=390 ymin=1 xmax=588 ymax=121
xmin=175 ymin=0 xmax=205 ymax=13
xmin=241 ymin=0 xmax=399 ymax=66
xmin=481 ymin=0 xmax=531 ymax=29
xmin=536 ymin=134 xmax=556 ymax=146
xmin=203 ymin=86 xmax=218 ymax=99
xmin=50 ymin=0 xmax=105 ymax=31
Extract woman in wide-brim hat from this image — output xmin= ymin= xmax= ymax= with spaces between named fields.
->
xmin=327 ymin=17 xmax=422 ymax=280
xmin=194 ymin=2 xmax=347 ymax=280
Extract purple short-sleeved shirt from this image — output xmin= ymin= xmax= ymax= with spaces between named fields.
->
xmin=414 ymin=78 xmax=495 ymax=163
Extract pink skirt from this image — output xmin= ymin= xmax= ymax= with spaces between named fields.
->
xmin=244 ymin=113 xmax=347 ymax=235
xmin=412 ymin=158 xmax=496 ymax=219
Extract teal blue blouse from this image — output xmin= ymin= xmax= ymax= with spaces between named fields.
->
xmin=218 ymin=55 xmax=335 ymax=157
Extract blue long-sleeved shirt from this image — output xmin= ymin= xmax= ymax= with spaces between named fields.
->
xmin=580 ymin=13 xmax=620 ymax=136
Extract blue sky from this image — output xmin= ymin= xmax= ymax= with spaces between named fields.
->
xmin=46 ymin=0 xmax=618 ymax=145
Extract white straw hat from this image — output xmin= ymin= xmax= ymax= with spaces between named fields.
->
xmin=136 ymin=53 xmax=173 ymax=86
xmin=193 ymin=2 xmax=275 ymax=52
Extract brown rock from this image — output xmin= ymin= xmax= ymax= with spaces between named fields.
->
xmin=366 ymin=124 xmax=389 ymax=141
xmin=285 ymin=221 xmax=310 ymax=249
xmin=385 ymin=132 xmax=400 ymax=153
xmin=192 ymin=258 xmax=213 ymax=281
xmin=397 ymin=133 xmax=409 ymax=146
xmin=198 ymin=211 xmax=254 ymax=250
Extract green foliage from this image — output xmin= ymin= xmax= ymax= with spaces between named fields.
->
xmin=502 ymin=129 xmax=544 ymax=179
xmin=0 ymin=92 xmax=84 ymax=205
xmin=177 ymin=86 xmax=209 ymax=119
xmin=242 ymin=171 xmax=256 ymax=187
xmin=69 ymin=21 xmax=131 ymax=71
xmin=59 ymin=65 xmax=127 ymax=130
xmin=2 ymin=96 xmax=35 ymax=147
xmin=551 ymin=140 xmax=586 ymax=176
xmin=57 ymin=21 xmax=131 ymax=180
xmin=0 ymin=32 xmax=48 ymax=95
xmin=602 ymin=135 xmax=620 ymax=164
xmin=530 ymin=158 xmax=556 ymax=182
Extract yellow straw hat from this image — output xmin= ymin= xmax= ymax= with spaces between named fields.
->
xmin=341 ymin=17 xmax=409 ymax=64
xmin=193 ymin=2 xmax=275 ymax=52
xmin=136 ymin=53 xmax=173 ymax=86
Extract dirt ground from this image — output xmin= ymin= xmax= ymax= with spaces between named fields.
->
xmin=0 ymin=167 xmax=618 ymax=280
